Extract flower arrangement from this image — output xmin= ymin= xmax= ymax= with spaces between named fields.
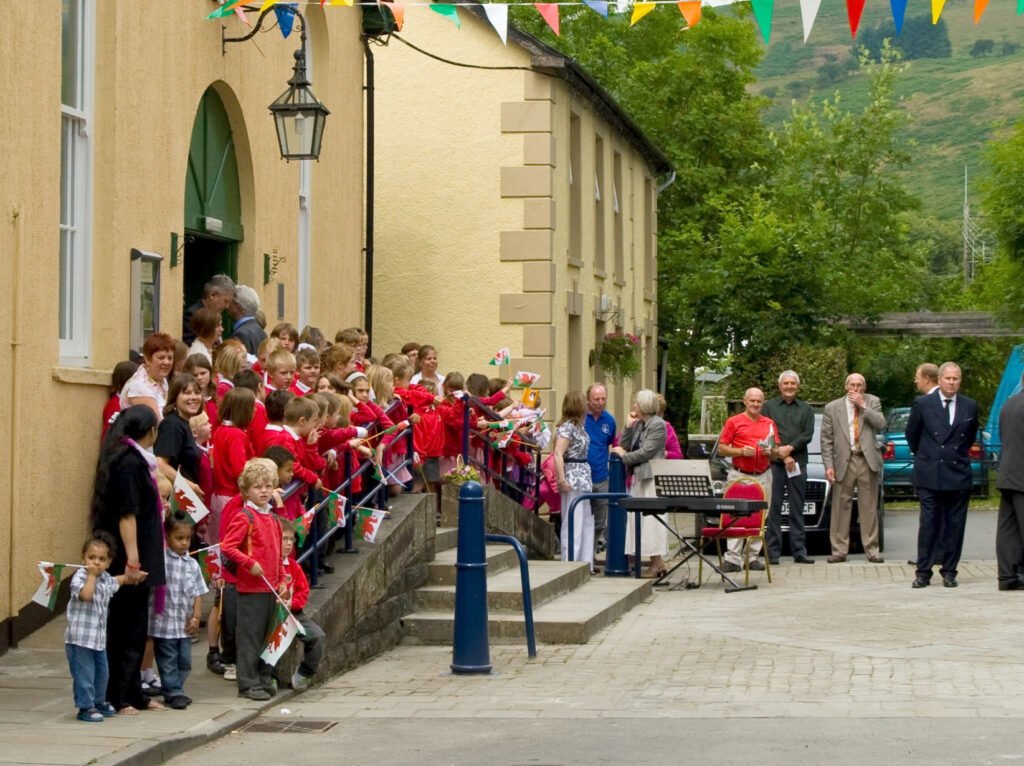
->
xmin=441 ymin=456 xmax=480 ymax=486
xmin=592 ymin=332 xmax=642 ymax=381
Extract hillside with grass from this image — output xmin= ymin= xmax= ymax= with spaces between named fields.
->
xmin=751 ymin=0 xmax=1024 ymax=221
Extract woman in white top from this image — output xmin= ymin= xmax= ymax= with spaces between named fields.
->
xmin=187 ymin=307 xmax=222 ymax=363
xmin=120 ymin=333 xmax=176 ymax=421
xmin=410 ymin=344 xmax=445 ymax=387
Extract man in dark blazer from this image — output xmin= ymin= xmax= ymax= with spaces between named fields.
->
xmin=996 ymin=377 xmax=1024 ymax=590
xmin=906 ymin=362 xmax=979 ymax=589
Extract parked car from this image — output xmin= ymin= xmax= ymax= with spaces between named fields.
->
xmin=708 ymin=414 xmax=884 ymax=556
xmin=880 ymin=406 xmax=990 ymax=499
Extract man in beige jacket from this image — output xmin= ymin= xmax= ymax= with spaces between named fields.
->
xmin=820 ymin=373 xmax=885 ymax=563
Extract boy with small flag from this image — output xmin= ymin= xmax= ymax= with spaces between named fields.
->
xmin=65 ymin=531 xmax=141 ymax=722
xmin=279 ymin=522 xmax=325 ymax=691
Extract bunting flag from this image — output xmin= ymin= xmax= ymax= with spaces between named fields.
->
xmin=430 ymin=3 xmax=461 ymax=26
xmin=261 ymin=602 xmax=306 ymax=666
xmin=260 ymin=0 xmax=278 ymax=11
xmin=191 ymin=546 xmax=222 ymax=586
xmin=489 ymin=347 xmax=511 ymax=366
xmin=482 ymin=2 xmax=509 ymax=44
xmin=171 ymin=472 xmax=209 ymax=525
xmin=31 ymin=562 xmax=66 ymax=610
xmin=973 ymin=0 xmax=989 ymax=22
xmin=274 ymin=2 xmax=299 ymax=37
xmin=207 ymin=0 xmax=247 ymax=19
xmin=512 ymin=371 xmax=541 ymax=388
xmin=798 ymin=0 xmax=821 ymax=40
xmin=357 ymin=508 xmax=388 ymax=543
xmin=931 ymin=0 xmax=946 ymax=23
xmin=751 ymin=0 xmax=774 ymax=42
xmin=534 ymin=3 xmax=560 ymax=35
xmin=677 ymin=1 xmax=701 ymax=27
xmin=294 ymin=507 xmax=318 ymax=546
xmin=845 ymin=0 xmax=866 ymax=37
xmin=330 ymin=0 xmax=354 ymax=5
xmin=584 ymin=0 xmax=609 ymax=16
xmin=381 ymin=1 xmax=406 ymax=30
xmin=630 ymin=2 xmax=656 ymax=25
xmin=325 ymin=492 xmax=346 ymax=529
xmin=1019 ymin=0 xmax=1024 ymax=16
xmin=889 ymin=0 xmax=908 ymax=33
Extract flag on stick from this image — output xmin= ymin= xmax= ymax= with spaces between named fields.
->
xmin=171 ymin=472 xmax=209 ymax=525
xmin=512 ymin=371 xmax=541 ymax=388
xmin=357 ymin=508 xmax=387 ymax=543
xmin=489 ymin=347 xmax=511 ymax=366
xmin=325 ymin=492 xmax=347 ymax=529
xmin=294 ymin=507 xmax=318 ymax=546
xmin=191 ymin=546 xmax=222 ymax=586
xmin=31 ymin=562 xmax=66 ymax=610
xmin=260 ymin=602 xmax=306 ymax=666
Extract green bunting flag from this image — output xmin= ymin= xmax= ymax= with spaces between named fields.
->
xmin=430 ymin=3 xmax=461 ymax=27
xmin=751 ymin=0 xmax=774 ymax=43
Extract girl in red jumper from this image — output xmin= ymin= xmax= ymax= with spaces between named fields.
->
xmin=208 ymin=388 xmax=255 ymax=545
xmin=437 ymin=371 xmax=468 ymax=478
xmin=369 ymin=365 xmax=413 ymax=496
xmin=214 ymin=341 xmax=247 ymax=406
xmin=101 ymin=361 xmax=139 ymax=440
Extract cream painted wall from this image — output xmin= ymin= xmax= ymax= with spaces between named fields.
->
xmin=373 ymin=10 xmax=659 ymax=424
xmin=0 ymin=1 xmax=365 ymax=636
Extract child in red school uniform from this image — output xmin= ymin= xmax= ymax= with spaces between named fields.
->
xmin=219 ymin=458 xmax=287 ymax=701
xmin=251 ymin=338 xmax=280 ymax=380
xmin=368 ymin=365 xmax=413 ymax=497
xmin=264 ymin=348 xmax=296 ymax=394
xmin=319 ymin=394 xmax=371 ymax=495
xmin=393 ymin=365 xmax=443 ymax=493
xmin=291 ymin=348 xmax=320 ymax=397
xmin=234 ymin=369 xmax=268 ymax=449
xmin=184 ymin=354 xmax=219 ymax=431
xmin=101 ymin=361 xmax=139 ymax=440
xmin=278 ymin=523 xmax=325 ymax=691
xmin=209 ymin=388 xmax=255 ymax=545
xmin=437 ymin=372 xmax=469 ymax=477
xmin=263 ymin=446 xmax=301 ymax=521
xmin=261 ymin=396 xmax=324 ymax=495
xmin=259 ymin=390 xmax=295 ymax=452
xmin=189 ymin=411 xmax=214 ymax=503
xmin=347 ymin=372 xmax=401 ymax=464
xmin=334 ymin=328 xmax=366 ymax=374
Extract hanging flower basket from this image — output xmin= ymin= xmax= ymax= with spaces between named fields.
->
xmin=592 ymin=332 xmax=641 ymax=381
xmin=441 ymin=455 xmax=480 ymax=486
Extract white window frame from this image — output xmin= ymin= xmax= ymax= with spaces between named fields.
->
xmin=59 ymin=0 xmax=94 ymax=365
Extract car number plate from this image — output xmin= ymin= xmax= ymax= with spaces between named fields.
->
xmin=781 ymin=501 xmax=816 ymax=516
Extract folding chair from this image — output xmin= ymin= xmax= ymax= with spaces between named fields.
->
xmin=698 ymin=478 xmax=772 ymax=586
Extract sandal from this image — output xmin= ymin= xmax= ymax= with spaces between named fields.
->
xmin=142 ymin=699 xmax=166 ymax=711
xmin=116 ymin=705 xmax=141 ymax=716
xmin=77 ymin=708 xmax=104 ymax=723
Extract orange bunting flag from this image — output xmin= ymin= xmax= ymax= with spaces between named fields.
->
xmin=534 ymin=3 xmax=560 ymax=35
xmin=931 ymin=0 xmax=946 ymax=23
xmin=678 ymin=1 xmax=702 ymax=27
xmin=973 ymin=0 xmax=989 ymax=22
xmin=630 ymin=2 xmax=656 ymax=25
xmin=846 ymin=0 xmax=865 ymax=37
xmin=381 ymin=0 xmax=405 ymax=30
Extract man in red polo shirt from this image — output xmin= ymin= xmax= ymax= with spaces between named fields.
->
xmin=718 ymin=387 xmax=777 ymax=573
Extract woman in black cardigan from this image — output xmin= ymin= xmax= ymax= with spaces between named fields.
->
xmin=90 ymin=405 xmax=167 ymax=715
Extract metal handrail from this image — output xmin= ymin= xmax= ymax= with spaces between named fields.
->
xmin=484 ymin=533 xmax=537 ymax=659
xmin=563 ymin=492 xmax=629 ymax=563
xmin=461 ymin=395 xmax=543 ymax=510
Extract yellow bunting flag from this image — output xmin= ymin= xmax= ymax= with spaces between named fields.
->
xmin=931 ymin=0 xmax=946 ymax=23
xmin=260 ymin=0 xmax=277 ymax=11
xmin=973 ymin=0 xmax=989 ymax=22
xmin=330 ymin=0 xmax=354 ymax=5
xmin=534 ymin=3 xmax=560 ymax=35
xmin=677 ymin=1 xmax=701 ymax=27
xmin=630 ymin=1 xmax=656 ymax=25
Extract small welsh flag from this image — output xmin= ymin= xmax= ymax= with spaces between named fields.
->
xmin=357 ymin=508 xmax=387 ymax=543
xmin=489 ymin=347 xmax=511 ymax=366
xmin=191 ymin=546 xmax=222 ymax=586
xmin=260 ymin=602 xmax=306 ymax=667
xmin=325 ymin=492 xmax=346 ymax=530
xmin=512 ymin=371 xmax=541 ymax=388
xmin=485 ymin=420 xmax=514 ymax=431
xmin=171 ymin=471 xmax=209 ymax=525
xmin=294 ymin=507 xmax=318 ymax=546
xmin=31 ymin=562 xmax=65 ymax=611
xmin=491 ymin=430 xmax=516 ymax=450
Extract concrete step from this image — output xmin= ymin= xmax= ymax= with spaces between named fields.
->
xmin=402 ymin=576 xmax=653 ymax=644
xmin=435 ymin=526 xmax=458 ymax=552
xmin=415 ymin=560 xmax=592 ymax=611
xmin=426 ymin=545 xmax=520 ymax=585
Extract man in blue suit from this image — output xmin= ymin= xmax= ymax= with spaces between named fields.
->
xmin=906 ymin=362 xmax=979 ymax=589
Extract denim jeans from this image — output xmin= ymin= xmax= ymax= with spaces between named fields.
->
xmin=66 ymin=643 xmax=109 ymax=711
xmin=153 ymin=637 xmax=193 ymax=698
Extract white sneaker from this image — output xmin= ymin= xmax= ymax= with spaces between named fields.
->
xmin=223 ymin=664 xmax=236 ymax=681
xmin=291 ymin=670 xmax=312 ymax=691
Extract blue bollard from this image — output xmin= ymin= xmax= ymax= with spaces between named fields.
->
xmin=451 ymin=481 xmax=492 ymax=674
xmin=604 ymin=455 xmax=630 ymax=576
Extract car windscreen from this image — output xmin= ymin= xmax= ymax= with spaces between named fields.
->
xmin=887 ymin=409 xmax=911 ymax=432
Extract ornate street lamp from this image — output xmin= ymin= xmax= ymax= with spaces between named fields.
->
xmin=269 ymin=48 xmax=330 ymax=161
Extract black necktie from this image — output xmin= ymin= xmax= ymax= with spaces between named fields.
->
xmin=943 ymin=398 xmax=952 ymax=424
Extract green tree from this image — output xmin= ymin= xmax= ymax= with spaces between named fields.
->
xmin=979 ymin=120 xmax=1024 ymax=326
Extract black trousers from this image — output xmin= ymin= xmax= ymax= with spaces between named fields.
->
xmin=235 ymin=592 xmax=276 ymax=693
xmin=996 ymin=489 xmax=1024 ymax=583
xmin=219 ymin=583 xmax=238 ymax=664
xmin=105 ymin=582 xmax=150 ymax=710
xmin=916 ymin=487 xmax=970 ymax=579
xmin=767 ymin=462 xmax=808 ymax=559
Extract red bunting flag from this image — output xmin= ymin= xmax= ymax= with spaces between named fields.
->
xmin=846 ymin=0 xmax=866 ymax=37
xmin=534 ymin=3 xmax=560 ymax=35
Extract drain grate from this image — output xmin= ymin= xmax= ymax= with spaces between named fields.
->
xmin=239 ymin=718 xmax=339 ymax=734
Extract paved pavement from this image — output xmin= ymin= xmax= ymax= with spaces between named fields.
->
xmin=4 ymin=509 xmax=1022 ymax=766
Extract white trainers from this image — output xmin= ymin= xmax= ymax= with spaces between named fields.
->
xmin=223 ymin=664 xmax=237 ymax=681
xmin=291 ymin=670 xmax=312 ymax=691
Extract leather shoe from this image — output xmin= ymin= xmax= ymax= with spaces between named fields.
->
xmin=319 ymin=562 xmax=335 ymax=575
xmin=768 ymin=557 xmax=780 ymax=566
xmin=826 ymin=555 xmax=847 ymax=563
xmin=748 ymin=560 xmax=765 ymax=571
xmin=998 ymin=578 xmax=1024 ymax=591
xmin=721 ymin=562 xmax=742 ymax=573
xmin=942 ymin=576 xmax=958 ymax=588
xmin=867 ymin=555 xmax=885 ymax=564
xmin=912 ymin=576 xmax=930 ymax=589
xmin=793 ymin=556 xmax=815 ymax=564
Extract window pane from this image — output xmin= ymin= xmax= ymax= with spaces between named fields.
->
xmin=60 ymin=117 xmax=75 ymax=226
xmin=59 ymin=229 xmax=73 ymax=339
xmin=61 ymin=0 xmax=82 ymax=109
